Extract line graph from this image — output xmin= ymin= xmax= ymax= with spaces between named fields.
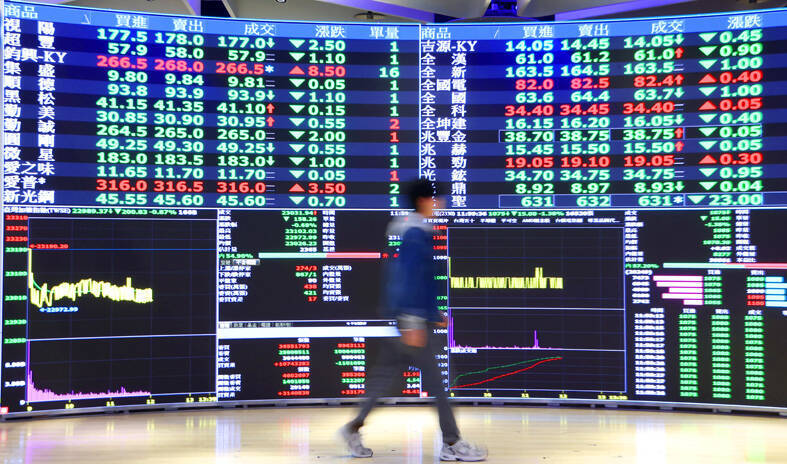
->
xmin=446 ymin=227 xmax=626 ymax=393
xmin=28 ymin=252 xmax=154 ymax=309
xmin=449 ymin=349 xmax=624 ymax=392
xmin=21 ymin=215 xmax=217 ymax=403
xmin=26 ymin=370 xmax=150 ymax=402
xmin=449 ymin=259 xmax=564 ymax=290
xmin=26 ymin=217 xmax=216 ymax=339
xmin=449 ymin=328 xmax=548 ymax=351
xmin=447 ymin=227 xmax=624 ymax=309
xmin=26 ymin=335 xmax=215 ymax=403
xmin=448 ymin=309 xmax=626 ymax=392
xmin=449 ymin=309 xmax=624 ymax=352
xmin=450 ymin=356 xmax=563 ymax=389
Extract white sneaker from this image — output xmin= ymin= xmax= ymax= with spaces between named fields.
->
xmin=339 ymin=424 xmax=373 ymax=458
xmin=440 ymin=440 xmax=488 ymax=462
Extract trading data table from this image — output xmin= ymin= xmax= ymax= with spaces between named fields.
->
xmin=3 ymin=5 xmax=419 ymax=209
xmin=1 ymin=2 xmax=786 ymax=416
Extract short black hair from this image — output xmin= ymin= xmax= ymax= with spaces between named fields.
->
xmin=407 ymin=179 xmax=441 ymax=210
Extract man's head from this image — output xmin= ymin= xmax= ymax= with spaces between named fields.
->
xmin=407 ymin=179 xmax=443 ymax=217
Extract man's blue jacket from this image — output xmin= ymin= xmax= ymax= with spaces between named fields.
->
xmin=383 ymin=212 xmax=442 ymax=323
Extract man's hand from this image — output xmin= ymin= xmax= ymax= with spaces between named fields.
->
xmin=400 ymin=328 xmax=427 ymax=347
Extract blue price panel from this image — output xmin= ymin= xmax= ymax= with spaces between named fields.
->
xmin=2 ymin=1 xmax=419 ymax=209
xmin=421 ymin=12 xmax=787 ymax=209
xmin=497 ymin=192 xmax=783 ymax=208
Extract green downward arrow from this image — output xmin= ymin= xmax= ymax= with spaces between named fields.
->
xmin=699 ymin=140 xmax=718 ymax=150
xmin=699 ymin=32 xmax=717 ymax=43
xmin=700 ymin=181 xmax=718 ymax=191
xmin=289 ymin=52 xmax=305 ymax=61
xmin=699 ymin=86 xmax=717 ymax=97
xmin=290 ymin=91 xmax=305 ymax=100
xmin=290 ymin=104 xmax=305 ymax=113
xmin=290 ymin=39 xmax=305 ymax=48
xmin=699 ymin=127 xmax=717 ymax=137
xmin=290 ymin=78 xmax=305 ymax=87
xmin=283 ymin=216 xmax=290 ymax=222
xmin=699 ymin=46 xmax=717 ymax=56
xmin=289 ymin=130 xmax=305 ymax=139
xmin=689 ymin=195 xmax=707 ymax=204
xmin=701 ymin=216 xmax=708 ymax=221
xmin=699 ymin=114 xmax=718 ymax=123
xmin=290 ymin=169 xmax=305 ymax=179
xmin=699 ymin=168 xmax=718 ymax=177
xmin=289 ymin=156 xmax=305 ymax=165
xmin=290 ymin=117 xmax=305 ymax=126
xmin=699 ymin=59 xmax=717 ymax=70
xmin=290 ymin=145 xmax=305 ymax=153
xmin=290 ymin=196 xmax=305 ymax=205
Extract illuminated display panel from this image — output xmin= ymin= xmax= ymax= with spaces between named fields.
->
xmin=2 ymin=2 xmax=419 ymax=209
xmin=421 ymin=20 xmax=787 ymax=210
xmin=1 ymin=1 xmax=785 ymax=416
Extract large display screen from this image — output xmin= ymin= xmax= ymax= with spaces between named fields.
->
xmin=1 ymin=0 xmax=785 ymax=416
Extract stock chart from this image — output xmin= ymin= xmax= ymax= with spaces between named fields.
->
xmin=1 ymin=1 xmax=786 ymax=416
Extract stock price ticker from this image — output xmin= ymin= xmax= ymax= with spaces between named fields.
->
xmin=1 ymin=1 xmax=787 ymax=416
xmin=3 ymin=1 xmax=421 ymax=209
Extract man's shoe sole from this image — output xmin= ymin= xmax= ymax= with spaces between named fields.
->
xmin=440 ymin=453 xmax=487 ymax=462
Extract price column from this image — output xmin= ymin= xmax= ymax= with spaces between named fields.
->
xmin=502 ymin=34 xmax=558 ymax=209
xmin=710 ymin=310 xmax=732 ymax=399
xmin=94 ymin=25 xmax=152 ymax=207
xmin=214 ymin=33 xmax=276 ymax=209
xmin=281 ymin=25 xmax=418 ymax=209
xmin=276 ymin=340 xmax=311 ymax=397
xmin=334 ymin=339 xmax=366 ymax=396
xmin=149 ymin=30 xmax=207 ymax=208
xmin=286 ymin=34 xmax=349 ymax=208
xmin=558 ymin=31 xmax=614 ymax=208
xmin=677 ymin=309 xmax=699 ymax=398
xmin=743 ymin=309 xmax=765 ymax=401
xmin=620 ymin=32 xmax=687 ymax=208
xmin=689 ymin=26 xmax=766 ymax=208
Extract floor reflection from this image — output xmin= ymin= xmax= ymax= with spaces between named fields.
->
xmin=0 ymin=406 xmax=783 ymax=463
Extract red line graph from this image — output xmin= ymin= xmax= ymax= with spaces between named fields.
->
xmin=450 ymin=357 xmax=562 ymax=389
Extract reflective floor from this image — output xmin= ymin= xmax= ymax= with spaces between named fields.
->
xmin=0 ymin=405 xmax=784 ymax=463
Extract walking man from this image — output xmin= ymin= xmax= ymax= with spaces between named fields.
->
xmin=340 ymin=179 xmax=487 ymax=461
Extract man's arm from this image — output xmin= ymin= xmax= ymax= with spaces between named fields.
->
xmin=397 ymin=227 xmax=431 ymax=347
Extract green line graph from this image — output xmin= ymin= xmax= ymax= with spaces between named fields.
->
xmin=450 ymin=356 xmax=560 ymax=387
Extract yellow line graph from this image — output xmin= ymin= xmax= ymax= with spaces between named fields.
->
xmin=448 ymin=258 xmax=564 ymax=290
xmin=28 ymin=252 xmax=154 ymax=309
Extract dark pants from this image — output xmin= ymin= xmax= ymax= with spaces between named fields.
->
xmin=349 ymin=332 xmax=460 ymax=444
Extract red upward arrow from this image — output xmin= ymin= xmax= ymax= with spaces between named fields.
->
xmin=699 ymin=155 xmax=717 ymax=164
xmin=289 ymin=66 xmax=305 ymax=75
xmin=266 ymin=103 xmax=275 ymax=114
xmin=289 ymin=184 xmax=305 ymax=192
xmin=266 ymin=116 xmax=275 ymax=127
xmin=699 ymin=101 xmax=717 ymax=111
xmin=699 ymin=74 xmax=717 ymax=84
